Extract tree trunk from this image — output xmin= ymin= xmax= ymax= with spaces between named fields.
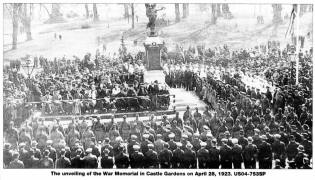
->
xmin=85 ymin=4 xmax=89 ymax=19
xmin=93 ymin=4 xmax=99 ymax=21
xmin=12 ymin=4 xmax=20 ymax=50
xmin=182 ymin=4 xmax=187 ymax=18
xmin=175 ymin=3 xmax=180 ymax=22
xmin=131 ymin=4 xmax=135 ymax=29
xmin=186 ymin=4 xmax=189 ymax=16
xmin=23 ymin=4 xmax=32 ymax=41
xmin=211 ymin=4 xmax=217 ymax=24
xmin=124 ymin=4 xmax=129 ymax=19
xmin=217 ymin=4 xmax=222 ymax=17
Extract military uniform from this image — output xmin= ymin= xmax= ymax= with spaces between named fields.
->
xmin=182 ymin=146 xmax=196 ymax=168
xmin=159 ymin=145 xmax=173 ymax=168
xmin=243 ymin=141 xmax=257 ymax=169
xmin=101 ymin=155 xmax=114 ymax=168
xmin=144 ymin=147 xmax=159 ymax=168
xmin=197 ymin=143 xmax=209 ymax=169
xmin=56 ymin=156 xmax=71 ymax=168
xmin=172 ymin=144 xmax=184 ymax=168
xmin=257 ymin=139 xmax=272 ymax=169
xmin=82 ymin=149 xmax=98 ymax=168
xmin=220 ymin=143 xmax=233 ymax=169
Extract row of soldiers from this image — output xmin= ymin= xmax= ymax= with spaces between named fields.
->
xmin=4 ymin=129 xmax=311 ymax=169
xmin=4 ymin=104 xmax=312 ymax=169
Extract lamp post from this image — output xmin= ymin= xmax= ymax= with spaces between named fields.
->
xmin=288 ymin=51 xmax=296 ymax=85
xmin=21 ymin=59 xmax=35 ymax=79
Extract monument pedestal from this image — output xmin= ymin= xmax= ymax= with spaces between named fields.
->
xmin=144 ymin=36 xmax=164 ymax=70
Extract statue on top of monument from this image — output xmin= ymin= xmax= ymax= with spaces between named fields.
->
xmin=145 ymin=3 xmax=165 ymax=36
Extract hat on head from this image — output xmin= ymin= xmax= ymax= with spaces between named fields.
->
xmin=186 ymin=143 xmax=193 ymax=148
xmin=206 ymin=132 xmax=213 ymax=138
xmin=168 ymin=133 xmax=175 ymax=138
xmin=221 ymin=138 xmax=228 ymax=143
xmin=131 ymin=135 xmax=137 ymax=140
xmin=86 ymin=148 xmax=92 ymax=153
xmin=260 ymin=135 xmax=267 ymax=140
xmin=182 ymin=134 xmax=188 ymax=139
xmin=200 ymin=142 xmax=207 ymax=147
xmin=274 ymin=134 xmax=281 ymax=139
xmin=46 ymin=140 xmax=53 ymax=144
xmin=297 ymin=145 xmax=304 ymax=152
xmin=148 ymin=144 xmax=154 ymax=149
xmin=203 ymin=125 xmax=209 ymax=130
xmin=143 ymin=134 xmax=150 ymax=139
xmin=248 ymin=137 xmax=253 ymax=142
xmin=231 ymin=138 xmax=238 ymax=144
xmin=176 ymin=142 xmax=182 ymax=147
xmin=133 ymin=145 xmax=140 ymax=150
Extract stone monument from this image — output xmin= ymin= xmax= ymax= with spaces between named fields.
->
xmin=144 ymin=4 xmax=165 ymax=70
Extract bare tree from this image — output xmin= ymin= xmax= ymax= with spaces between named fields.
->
xmin=19 ymin=4 xmax=33 ymax=41
xmin=85 ymin=4 xmax=89 ymax=19
xmin=175 ymin=3 xmax=180 ymax=22
xmin=182 ymin=4 xmax=187 ymax=18
xmin=93 ymin=4 xmax=99 ymax=21
xmin=5 ymin=3 xmax=22 ymax=50
xmin=272 ymin=4 xmax=282 ymax=24
xmin=211 ymin=4 xmax=217 ymax=24
xmin=131 ymin=3 xmax=135 ymax=28
xmin=124 ymin=4 xmax=129 ymax=19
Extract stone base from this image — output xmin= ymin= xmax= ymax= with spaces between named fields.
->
xmin=143 ymin=70 xmax=165 ymax=84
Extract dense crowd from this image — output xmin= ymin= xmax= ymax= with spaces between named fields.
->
xmin=3 ymin=43 xmax=313 ymax=169
xmin=3 ymin=51 xmax=171 ymax=128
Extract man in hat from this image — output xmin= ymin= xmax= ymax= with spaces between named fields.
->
xmin=38 ymin=149 xmax=54 ymax=168
xmin=46 ymin=140 xmax=57 ymax=163
xmin=55 ymin=148 xmax=71 ymax=168
xmin=18 ymin=142 xmax=30 ymax=168
xmin=272 ymin=134 xmax=286 ymax=168
xmin=120 ymin=115 xmax=131 ymax=141
xmin=8 ymin=151 xmax=24 ymax=169
xmin=6 ymin=121 xmax=19 ymax=149
xmin=101 ymin=149 xmax=114 ymax=169
xmin=66 ymin=125 xmax=80 ymax=149
xmin=172 ymin=142 xmax=184 ymax=168
xmin=83 ymin=148 xmax=98 ymax=168
xmin=302 ymin=157 xmax=311 ymax=169
xmin=129 ymin=145 xmax=144 ymax=168
xmin=144 ymin=144 xmax=159 ymax=168
xmin=220 ymin=138 xmax=233 ymax=169
xmin=114 ymin=144 xmax=129 ymax=168
xmin=243 ymin=137 xmax=257 ymax=169
xmin=28 ymin=148 xmax=40 ymax=168
xmin=154 ymin=134 xmax=165 ymax=155
xmin=300 ymin=133 xmax=312 ymax=159
xmin=159 ymin=143 xmax=173 ymax=168
xmin=92 ymin=117 xmax=106 ymax=142
xmin=141 ymin=133 xmax=151 ymax=154
xmin=257 ymin=135 xmax=272 ymax=169
xmin=295 ymin=145 xmax=307 ymax=169
xmin=3 ymin=143 xmax=13 ymax=168
xmin=182 ymin=143 xmax=196 ymax=168
xmin=71 ymin=149 xmax=83 ymax=168
xmin=286 ymin=135 xmax=299 ymax=161
xmin=208 ymin=139 xmax=220 ymax=169
xmin=183 ymin=106 xmax=192 ymax=122
xmin=231 ymin=138 xmax=243 ymax=169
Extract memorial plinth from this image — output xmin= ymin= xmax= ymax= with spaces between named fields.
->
xmin=144 ymin=35 xmax=164 ymax=70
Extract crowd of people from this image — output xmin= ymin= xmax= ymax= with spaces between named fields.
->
xmin=3 ymin=51 xmax=171 ymax=128
xmin=3 ymin=42 xmax=312 ymax=169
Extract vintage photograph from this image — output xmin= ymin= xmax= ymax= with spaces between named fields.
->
xmin=2 ymin=2 xmax=313 ymax=169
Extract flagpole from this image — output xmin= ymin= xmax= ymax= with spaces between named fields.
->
xmin=296 ymin=4 xmax=300 ymax=85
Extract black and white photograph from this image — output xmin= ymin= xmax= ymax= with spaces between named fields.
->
xmin=1 ymin=1 xmax=314 ymax=172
